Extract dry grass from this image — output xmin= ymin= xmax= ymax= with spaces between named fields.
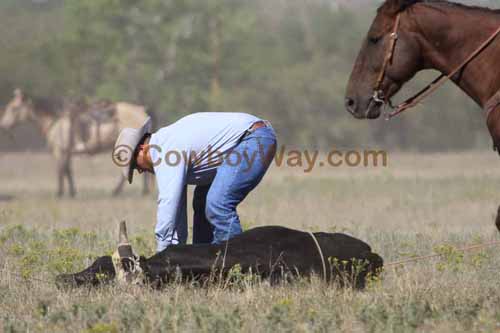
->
xmin=1 ymin=151 xmax=500 ymax=332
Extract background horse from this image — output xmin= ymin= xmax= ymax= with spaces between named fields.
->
xmin=0 ymin=89 xmax=151 ymax=197
xmin=345 ymin=0 xmax=500 ymax=149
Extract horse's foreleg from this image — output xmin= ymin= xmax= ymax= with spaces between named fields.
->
xmin=487 ymin=112 xmax=500 ymax=232
xmin=142 ymin=174 xmax=150 ymax=196
xmin=496 ymin=206 xmax=500 ymax=233
xmin=112 ymin=176 xmax=126 ymax=197
xmin=66 ymin=156 xmax=76 ymax=198
xmin=56 ymin=161 xmax=65 ymax=198
xmin=486 ymin=108 xmax=500 ymax=154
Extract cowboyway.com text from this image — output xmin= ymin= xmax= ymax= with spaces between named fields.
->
xmin=129 ymin=145 xmax=389 ymax=173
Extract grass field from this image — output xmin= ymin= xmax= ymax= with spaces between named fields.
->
xmin=1 ymin=151 xmax=500 ymax=332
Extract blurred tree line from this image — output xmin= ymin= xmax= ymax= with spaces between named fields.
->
xmin=0 ymin=0 xmax=498 ymax=151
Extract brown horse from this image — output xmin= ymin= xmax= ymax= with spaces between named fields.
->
xmin=0 ymin=89 xmax=151 ymax=197
xmin=345 ymin=0 xmax=500 ymax=149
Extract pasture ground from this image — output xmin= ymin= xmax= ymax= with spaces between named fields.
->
xmin=1 ymin=151 xmax=500 ymax=332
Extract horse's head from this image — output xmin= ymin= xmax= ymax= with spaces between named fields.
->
xmin=0 ymin=88 xmax=35 ymax=129
xmin=345 ymin=0 xmax=424 ymax=119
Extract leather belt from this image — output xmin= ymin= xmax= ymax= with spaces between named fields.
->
xmin=240 ymin=121 xmax=269 ymax=140
xmin=248 ymin=120 xmax=268 ymax=132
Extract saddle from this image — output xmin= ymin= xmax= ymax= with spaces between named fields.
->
xmin=73 ymin=101 xmax=118 ymax=153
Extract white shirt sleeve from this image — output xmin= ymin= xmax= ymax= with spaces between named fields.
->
xmin=154 ymin=156 xmax=188 ymax=252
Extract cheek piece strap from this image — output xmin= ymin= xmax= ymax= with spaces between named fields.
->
xmin=373 ymin=12 xmax=500 ymax=119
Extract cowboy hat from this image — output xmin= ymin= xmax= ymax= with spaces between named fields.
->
xmin=113 ymin=117 xmax=152 ymax=184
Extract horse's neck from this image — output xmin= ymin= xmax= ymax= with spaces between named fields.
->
xmin=414 ymin=5 xmax=500 ymax=106
xmin=33 ymin=111 xmax=59 ymax=136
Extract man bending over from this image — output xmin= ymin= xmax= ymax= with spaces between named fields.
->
xmin=113 ymin=113 xmax=276 ymax=252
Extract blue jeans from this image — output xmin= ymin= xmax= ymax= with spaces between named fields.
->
xmin=192 ymin=126 xmax=277 ymax=244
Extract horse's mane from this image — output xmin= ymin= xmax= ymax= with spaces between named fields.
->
xmin=379 ymin=0 xmax=500 ymax=15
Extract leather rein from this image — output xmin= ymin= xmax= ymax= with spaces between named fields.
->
xmin=374 ymin=12 xmax=500 ymax=119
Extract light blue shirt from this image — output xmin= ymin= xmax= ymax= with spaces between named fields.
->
xmin=149 ymin=112 xmax=261 ymax=251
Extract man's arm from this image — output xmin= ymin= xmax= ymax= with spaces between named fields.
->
xmin=154 ymin=160 xmax=188 ymax=252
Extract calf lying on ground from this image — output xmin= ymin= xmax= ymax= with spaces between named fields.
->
xmin=56 ymin=223 xmax=383 ymax=289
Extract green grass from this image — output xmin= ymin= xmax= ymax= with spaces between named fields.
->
xmin=1 ymin=152 xmax=500 ymax=332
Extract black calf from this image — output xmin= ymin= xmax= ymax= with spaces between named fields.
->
xmin=56 ymin=226 xmax=383 ymax=289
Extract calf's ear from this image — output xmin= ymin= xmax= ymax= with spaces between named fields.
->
xmin=113 ymin=221 xmax=144 ymax=284
xmin=118 ymin=220 xmax=135 ymax=260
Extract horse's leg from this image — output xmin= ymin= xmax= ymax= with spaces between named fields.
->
xmin=142 ymin=174 xmax=150 ymax=196
xmin=485 ymin=110 xmax=500 ymax=232
xmin=54 ymin=150 xmax=66 ymax=197
xmin=496 ymin=205 xmax=500 ymax=233
xmin=486 ymin=108 xmax=500 ymax=154
xmin=66 ymin=154 xmax=76 ymax=198
xmin=112 ymin=175 xmax=126 ymax=197
xmin=56 ymin=160 xmax=65 ymax=198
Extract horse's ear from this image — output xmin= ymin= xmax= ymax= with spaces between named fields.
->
xmin=382 ymin=0 xmax=420 ymax=14
xmin=398 ymin=0 xmax=420 ymax=11
xmin=13 ymin=88 xmax=23 ymax=98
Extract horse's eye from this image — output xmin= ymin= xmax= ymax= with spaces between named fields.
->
xmin=368 ymin=36 xmax=382 ymax=44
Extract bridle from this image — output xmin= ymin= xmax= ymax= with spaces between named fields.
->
xmin=374 ymin=12 xmax=500 ymax=119
xmin=373 ymin=13 xmax=401 ymax=108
